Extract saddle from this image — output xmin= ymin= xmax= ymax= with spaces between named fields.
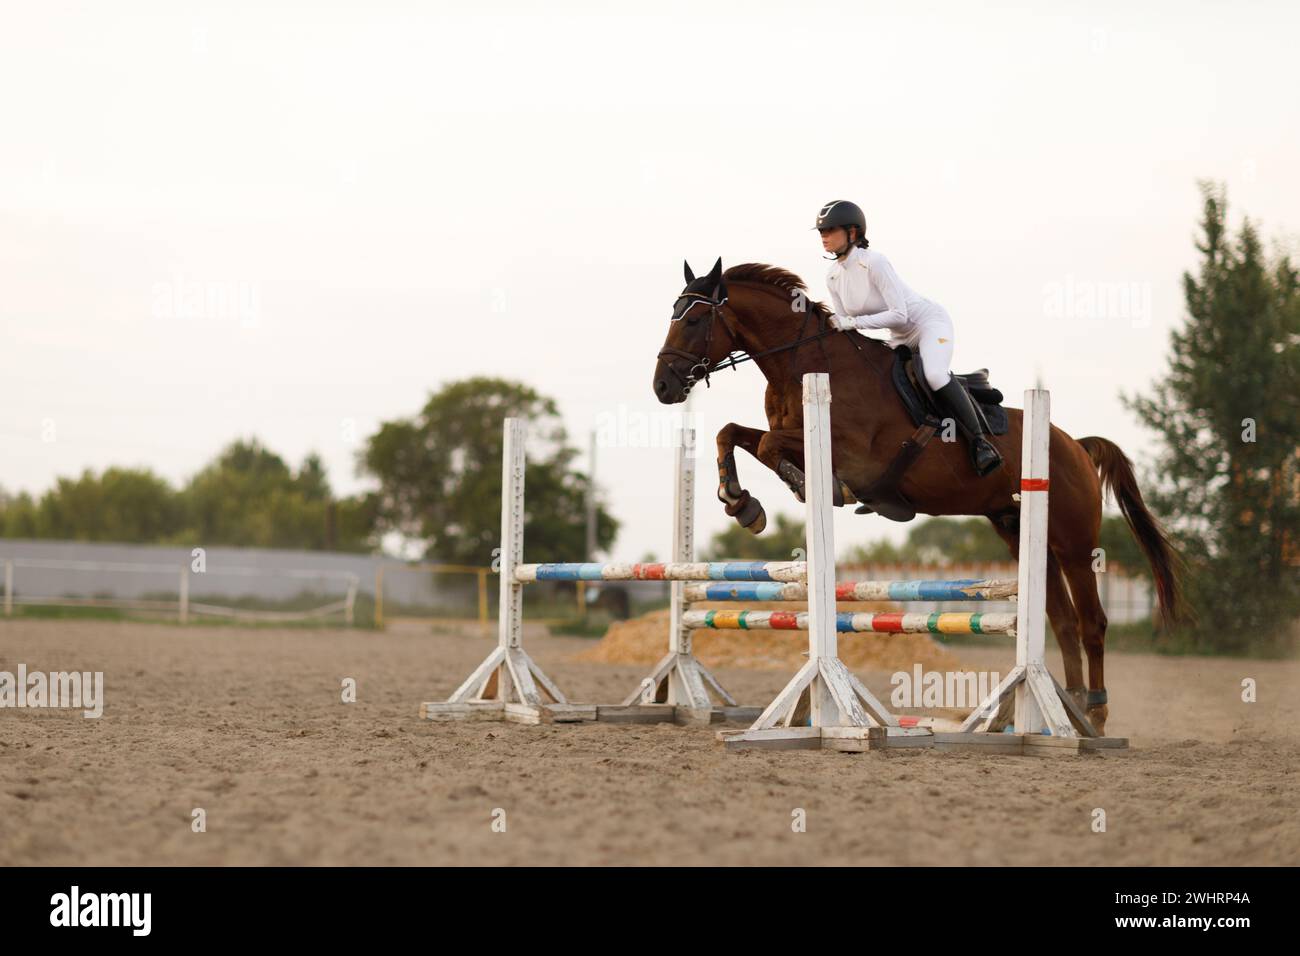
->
xmin=891 ymin=345 xmax=1009 ymax=435
xmin=848 ymin=345 xmax=1009 ymax=523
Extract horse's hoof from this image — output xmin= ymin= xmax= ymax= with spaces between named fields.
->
xmin=1086 ymin=704 xmax=1109 ymax=737
xmin=737 ymin=498 xmax=766 ymax=534
xmin=724 ymin=492 xmax=766 ymax=534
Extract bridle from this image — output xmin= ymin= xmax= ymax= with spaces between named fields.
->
xmin=656 ymin=288 xmax=839 ymax=393
xmin=656 ymin=291 xmax=732 ymax=392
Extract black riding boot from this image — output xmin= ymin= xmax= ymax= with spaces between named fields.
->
xmin=935 ymin=378 xmax=1003 ymax=477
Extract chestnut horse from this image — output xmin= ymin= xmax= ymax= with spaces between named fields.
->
xmin=652 ymin=258 xmax=1181 ymax=735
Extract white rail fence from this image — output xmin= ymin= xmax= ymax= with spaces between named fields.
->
xmin=1 ymin=556 xmax=359 ymax=625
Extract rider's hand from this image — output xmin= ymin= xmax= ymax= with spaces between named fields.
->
xmin=829 ymin=314 xmax=857 ymax=331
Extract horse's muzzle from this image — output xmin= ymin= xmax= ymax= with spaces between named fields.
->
xmin=653 ymin=360 xmax=689 ymax=404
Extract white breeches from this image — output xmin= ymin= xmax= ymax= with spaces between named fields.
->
xmin=914 ymin=312 xmax=955 ymax=390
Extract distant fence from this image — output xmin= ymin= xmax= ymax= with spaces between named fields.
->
xmin=373 ymin=563 xmax=489 ymax=630
xmin=2 ymin=556 xmax=359 ymax=624
xmin=0 ymin=540 xmax=490 ymax=627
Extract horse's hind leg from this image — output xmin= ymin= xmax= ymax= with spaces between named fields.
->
xmin=1058 ymin=550 xmax=1110 ymax=735
xmin=988 ymin=522 xmax=1085 ymax=727
xmin=1044 ymin=553 xmax=1086 ymax=708
xmin=716 ymin=423 xmax=769 ymax=533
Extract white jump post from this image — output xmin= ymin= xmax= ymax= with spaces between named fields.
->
xmin=956 ymin=387 xmax=1099 ymax=745
xmin=619 ymin=425 xmax=750 ymax=723
xmin=420 ymin=417 xmax=596 ymax=725
xmin=722 ymin=373 xmax=923 ymax=751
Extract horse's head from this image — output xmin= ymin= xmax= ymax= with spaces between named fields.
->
xmin=653 ymin=257 xmax=738 ymax=404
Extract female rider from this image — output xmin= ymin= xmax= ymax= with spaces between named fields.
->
xmin=815 ymin=199 xmax=1002 ymax=476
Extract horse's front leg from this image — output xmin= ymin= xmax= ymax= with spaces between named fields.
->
xmin=716 ymin=423 xmax=769 ymax=534
xmin=756 ymin=429 xmax=855 ymax=507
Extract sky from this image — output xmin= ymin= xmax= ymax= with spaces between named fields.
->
xmin=2 ymin=0 xmax=1298 ymax=563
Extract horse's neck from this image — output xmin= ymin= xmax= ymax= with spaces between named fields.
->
xmin=729 ymin=285 xmax=891 ymax=391
xmin=727 ymin=286 xmax=819 ymax=391
xmin=732 ymin=288 xmax=899 ymax=441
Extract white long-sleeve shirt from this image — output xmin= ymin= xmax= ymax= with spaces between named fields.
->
xmin=826 ymin=246 xmax=950 ymax=348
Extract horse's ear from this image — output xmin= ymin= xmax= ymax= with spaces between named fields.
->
xmin=684 ymin=260 xmax=695 ymax=284
xmin=706 ymin=257 xmax=722 ymax=283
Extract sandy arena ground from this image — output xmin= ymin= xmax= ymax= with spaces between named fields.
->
xmin=2 ymin=617 xmax=1297 ymax=866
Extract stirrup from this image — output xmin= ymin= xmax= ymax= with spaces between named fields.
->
xmin=972 ymin=441 xmax=1003 ymax=477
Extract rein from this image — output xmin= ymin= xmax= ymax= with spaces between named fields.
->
xmin=656 ymin=290 xmax=839 ymax=392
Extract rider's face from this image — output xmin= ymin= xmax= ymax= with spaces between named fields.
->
xmin=819 ymin=226 xmax=850 ymax=255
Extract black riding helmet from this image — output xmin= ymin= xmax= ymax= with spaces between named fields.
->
xmin=813 ymin=199 xmax=866 ymax=238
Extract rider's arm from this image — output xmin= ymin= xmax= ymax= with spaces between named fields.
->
xmin=845 ymin=253 xmax=910 ymax=330
xmin=827 ymin=282 xmax=852 ymax=327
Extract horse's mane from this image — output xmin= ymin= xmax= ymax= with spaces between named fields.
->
xmin=723 ymin=263 xmax=829 ymax=316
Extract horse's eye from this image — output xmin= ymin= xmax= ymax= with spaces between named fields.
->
xmin=675 ymin=300 xmax=704 ymax=324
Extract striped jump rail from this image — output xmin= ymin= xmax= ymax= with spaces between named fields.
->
xmin=681 ymin=609 xmax=1017 ymax=636
xmin=682 ymin=578 xmax=1018 ymax=603
xmin=514 ymin=561 xmax=807 ymax=583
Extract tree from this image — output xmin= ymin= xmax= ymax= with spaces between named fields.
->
xmin=1 ymin=448 xmax=374 ymax=551
xmin=24 ymin=468 xmax=183 ymax=543
xmin=1124 ymin=183 xmax=1300 ymax=651
xmin=702 ymin=513 xmax=807 ymax=561
xmin=843 ymin=516 xmax=1008 ymax=565
xmin=359 ymin=377 xmax=617 ymax=565
xmin=0 ymin=488 xmax=40 ymax=538
xmin=179 ymin=440 xmax=372 ymax=551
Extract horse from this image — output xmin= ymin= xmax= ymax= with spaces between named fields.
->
xmin=652 ymin=257 xmax=1181 ymax=736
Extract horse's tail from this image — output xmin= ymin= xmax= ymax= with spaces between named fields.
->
xmin=1076 ymin=436 xmax=1182 ymax=628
